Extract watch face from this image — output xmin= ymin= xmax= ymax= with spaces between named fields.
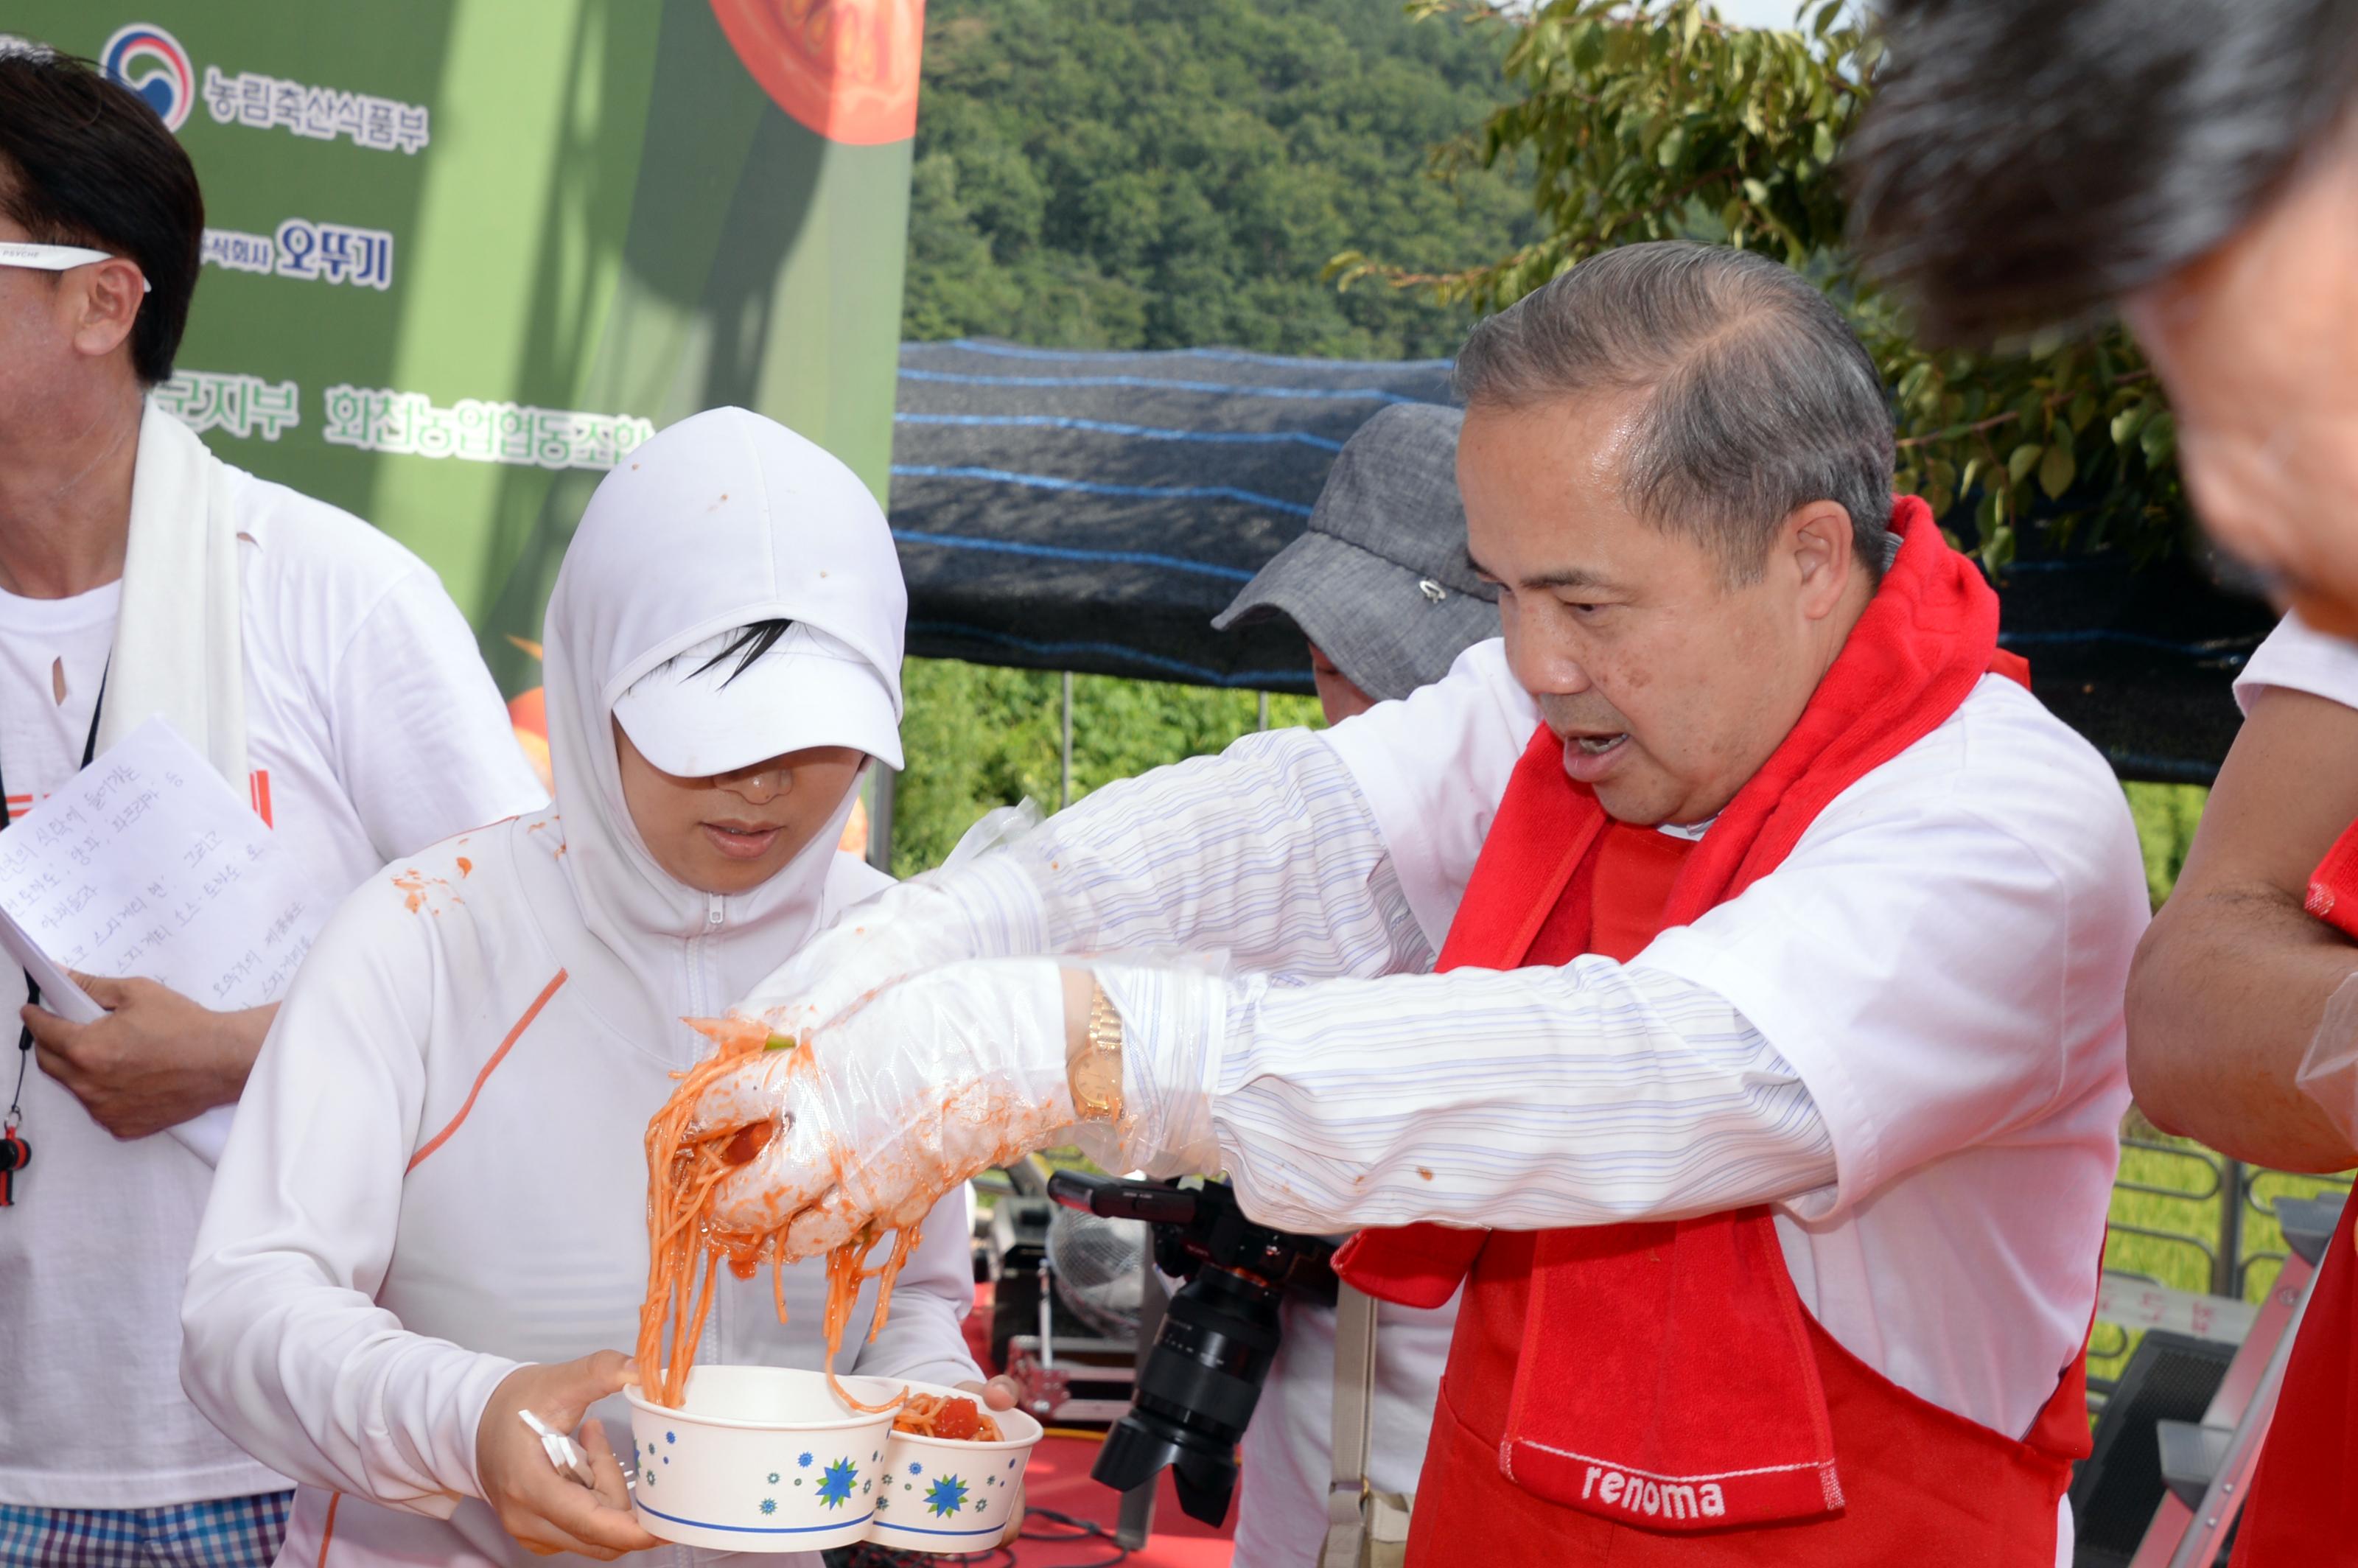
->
xmin=1071 ymin=1054 xmax=1123 ymax=1119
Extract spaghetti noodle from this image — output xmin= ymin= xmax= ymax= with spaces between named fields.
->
xmin=634 ymin=1019 xmax=926 ymax=1415
xmin=894 ymin=1392 xmax=1001 ymax=1443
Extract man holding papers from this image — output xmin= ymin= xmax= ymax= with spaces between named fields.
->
xmin=0 ymin=49 xmax=542 ymax=1567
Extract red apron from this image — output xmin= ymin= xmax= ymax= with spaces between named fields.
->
xmin=2231 ymin=1196 xmax=2358 ymax=1565
xmin=2229 ymin=818 xmax=2358 ymax=1565
xmin=1336 ymin=499 xmax=2089 ymax=1564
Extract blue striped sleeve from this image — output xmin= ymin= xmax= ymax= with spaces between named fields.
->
xmin=1020 ymin=729 xmax=1432 ymax=981
xmin=1094 ymin=958 xmax=1836 ymax=1233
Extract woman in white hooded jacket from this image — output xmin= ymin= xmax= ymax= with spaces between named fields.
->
xmin=179 ymin=408 xmax=995 ymax=1566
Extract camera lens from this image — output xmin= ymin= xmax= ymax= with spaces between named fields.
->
xmin=1091 ymin=1263 xmax=1285 ymax=1525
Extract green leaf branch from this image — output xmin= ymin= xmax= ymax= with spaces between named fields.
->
xmin=1339 ymin=0 xmax=2187 ymax=572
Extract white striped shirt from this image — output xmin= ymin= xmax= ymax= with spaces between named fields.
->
xmin=1032 ymin=731 xmax=1838 ymax=1228
xmin=973 ymin=639 xmax=2144 ymax=1451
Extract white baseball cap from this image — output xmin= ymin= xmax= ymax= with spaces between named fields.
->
xmin=612 ymin=620 xmax=903 ymax=777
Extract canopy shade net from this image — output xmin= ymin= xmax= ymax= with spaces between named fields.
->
xmin=887 ymin=338 xmax=2273 ymax=784
xmin=889 ymin=339 xmax=1454 ymax=692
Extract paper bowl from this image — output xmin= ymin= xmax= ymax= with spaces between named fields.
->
xmin=870 ymin=1382 xmax=1043 ymax=1555
xmin=623 ymin=1366 xmax=900 ymax=1551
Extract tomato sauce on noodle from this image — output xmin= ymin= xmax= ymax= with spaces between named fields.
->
xmin=634 ymin=1021 xmax=921 ymax=1415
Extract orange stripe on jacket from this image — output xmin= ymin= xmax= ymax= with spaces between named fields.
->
xmin=406 ymin=970 xmax=569 ymax=1173
xmin=315 ymin=1492 xmax=340 ymax=1567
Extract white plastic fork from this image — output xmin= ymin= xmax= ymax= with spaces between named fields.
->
xmin=517 ymin=1408 xmax=598 ymax=1490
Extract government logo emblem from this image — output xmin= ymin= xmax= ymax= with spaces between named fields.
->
xmin=101 ymin=23 xmax=192 ymax=131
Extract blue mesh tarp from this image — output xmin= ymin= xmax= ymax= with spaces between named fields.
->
xmin=889 ymin=338 xmax=2270 ymax=783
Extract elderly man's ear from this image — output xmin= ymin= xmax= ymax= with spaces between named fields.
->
xmin=1779 ymin=500 xmax=1861 ymax=620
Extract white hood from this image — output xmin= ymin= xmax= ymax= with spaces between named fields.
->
xmin=179 ymin=413 xmax=971 ymax=1568
xmin=541 ymin=405 xmax=906 ymax=1012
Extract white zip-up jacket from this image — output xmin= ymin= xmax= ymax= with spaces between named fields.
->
xmin=180 ymin=408 xmax=979 ymax=1567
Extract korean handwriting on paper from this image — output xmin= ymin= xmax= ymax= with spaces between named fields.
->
xmin=0 ymin=720 xmax=312 ymax=1014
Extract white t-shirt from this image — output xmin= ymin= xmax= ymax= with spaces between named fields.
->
xmin=0 ymin=579 xmax=120 ymax=821
xmin=2234 ymin=610 xmax=2358 ymax=714
xmin=0 ymin=461 xmax=546 ymax=1511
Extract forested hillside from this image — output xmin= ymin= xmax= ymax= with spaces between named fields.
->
xmin=886 ymin=0 xmax=1531 ymax=871
xmin=902 ymin=0 xmax=1536 ymax=359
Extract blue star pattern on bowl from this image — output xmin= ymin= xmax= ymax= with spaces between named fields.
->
xmin=665 ymin=1432 xmax=676 ymax=1444
xmin=816 ymin=1457 xmax=859 ymax=1509
xmin=759 ymin=1498 xmax=776 ymax=1516
xmin=908 ymin=1462 xmax=923 ymax=1477
xmin=924 ymin=1475 xmax=968 ymax=1518
xmin=798 ymin=1452 xmax=814 ymax=1468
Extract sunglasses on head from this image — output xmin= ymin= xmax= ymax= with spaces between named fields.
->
xmin=0 ymin=241 xmax=151 ymax=293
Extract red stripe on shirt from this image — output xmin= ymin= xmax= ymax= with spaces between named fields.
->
xmin=405 ymin=969 xmax=569 ymax=1174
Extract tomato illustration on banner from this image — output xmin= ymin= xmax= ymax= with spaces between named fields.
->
xmin=708 ymin=0 xmax=925 ymax=146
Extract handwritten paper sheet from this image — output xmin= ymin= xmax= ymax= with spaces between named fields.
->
xmin=0 ymin=718 xmax=315 ymax=1164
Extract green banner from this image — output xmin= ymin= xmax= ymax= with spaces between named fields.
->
xmin=8 ymin=0 xmax=922 ymax=699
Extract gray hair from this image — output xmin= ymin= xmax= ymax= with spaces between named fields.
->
xmin=1454 ymin=242 xmax=1895 ymax=584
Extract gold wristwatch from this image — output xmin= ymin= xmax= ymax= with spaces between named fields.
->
xmin=1070 ymin=979 xmax=1125 ymax=1121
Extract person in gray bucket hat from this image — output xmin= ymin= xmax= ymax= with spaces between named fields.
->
xmin=1214 ymin=402 xmax=1499 ymax=723
xmin=1211 ymin=399 xmax=1490 ymax=1568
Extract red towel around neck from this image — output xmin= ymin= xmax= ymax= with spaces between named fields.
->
xmin=1335 ymin=496 xmax=2030 ymax=1529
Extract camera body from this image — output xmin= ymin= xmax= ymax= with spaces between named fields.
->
xmin=1046 ymin=1169 xmax=1337 ymax=1525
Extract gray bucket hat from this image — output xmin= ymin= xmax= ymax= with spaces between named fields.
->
xmin=1212 ymin=402 xmax=1498 ymax=703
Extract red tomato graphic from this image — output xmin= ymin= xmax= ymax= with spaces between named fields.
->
xmin=710 ymin=0 xmax=926 ymax=147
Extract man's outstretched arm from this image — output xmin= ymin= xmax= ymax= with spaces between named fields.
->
xmin=2128 ymin=684 xmax=2358 ymax=1171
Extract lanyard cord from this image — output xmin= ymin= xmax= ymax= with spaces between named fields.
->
xmin=3 ymin=665 xmax=107 ymax=1133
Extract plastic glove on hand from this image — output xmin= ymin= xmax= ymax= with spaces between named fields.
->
xmin=732 ymin=805 xmax=1045 ymax=1040
xmin=693 ymin=959 xmax=1077 ymax=1259
xmin=2298 ymin=970 xmax=2358 ymax=1148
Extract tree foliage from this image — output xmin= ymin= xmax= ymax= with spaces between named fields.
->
xmin=890 ymin=0 xmax=1533 ymax=872
xmin=903 ymin=0 xmax=1540 ymax=360
xmin=892 ymin=663 xmax=1323 ymax=875
xmin=1336 ymin=0 xmax=2187 ymax=570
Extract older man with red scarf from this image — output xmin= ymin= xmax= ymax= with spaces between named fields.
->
xmin=699 ymin=241 xmax=2149 ymax=1566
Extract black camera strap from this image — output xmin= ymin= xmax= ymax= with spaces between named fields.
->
xmin=1 ymin=663 xmax=108 ymax=1208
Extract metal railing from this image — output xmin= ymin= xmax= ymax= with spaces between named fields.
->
xmin=2113 ymin=1133 xmax=2233 ymax=1297
xmin=2093 ymin=1135 xmax=2351 ymax=1407
xmin=2113 ymin=1135 xmax=2351 ymax=1301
